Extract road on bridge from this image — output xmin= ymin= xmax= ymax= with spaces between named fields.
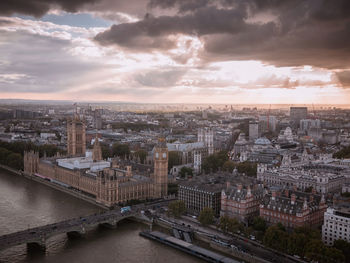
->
xmin=0 ymin=199 xmax=172 ymax=251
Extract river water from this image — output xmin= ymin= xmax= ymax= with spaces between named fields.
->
xmin=0 ymin=170 xmax=202 ymax=262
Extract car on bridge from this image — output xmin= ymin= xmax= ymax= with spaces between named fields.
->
xmin=121 ymin=206 xmax=131 ymax=213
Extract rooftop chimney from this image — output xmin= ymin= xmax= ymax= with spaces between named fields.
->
xmin=291 ymin=194 xmax=296 ymax=205
xmin=272 ymin=189 xmax=277 ymax=200
xmin=312 ymin=187 xmax=316 ymax=195
xmin=284 ymin=189 xmax=289 ymax=197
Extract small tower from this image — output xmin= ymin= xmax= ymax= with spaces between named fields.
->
xmin=23 ymin=151 xmax=39 ymax=175
xmin=152 ymin=138 xmax=168 ymax=198
xmin=67 ymin=114 xmax=86 ymax=157
xmin=92 ymin=136 xmax=102 ymax=162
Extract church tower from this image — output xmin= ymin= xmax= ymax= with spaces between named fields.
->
xmin=92 ymin=136 xmax=103 ymax=162
xmin=152 ymin=138 xmax=168 ymax=198
xmin=67 ymin=114 xmax=86 ymax=157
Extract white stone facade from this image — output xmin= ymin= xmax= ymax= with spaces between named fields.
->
xmin=322 ymin=207 xmax=350 ymax=246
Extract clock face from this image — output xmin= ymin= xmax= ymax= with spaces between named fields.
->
xmin=162 ymin=153 xmax=167 ymax=158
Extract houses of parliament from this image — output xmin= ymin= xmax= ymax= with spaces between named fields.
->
xmin=24 ymin=115 xmax=168 ymax=207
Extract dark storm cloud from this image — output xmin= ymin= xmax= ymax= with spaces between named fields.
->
xmin=94 ymin=6 xmax=248 ymax=50
xmin=95 ymin=0 xmax=350 ymax=69
xmin=0 ymin=0 xmax=100 ymax=17
xmin=148 ymin=0 xmax=212 ymax=13
xmin=0 ymin=18 xmax=14 ymax=26
xmin=336 ymin=71 xmax=350 ymax=88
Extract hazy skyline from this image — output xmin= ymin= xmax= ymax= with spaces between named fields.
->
xmin=0 ymin=0 xmax=349 ymax=104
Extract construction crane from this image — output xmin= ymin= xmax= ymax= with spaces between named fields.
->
xmin=267 ymin=104 xmax=271 ymax=131
xmin=312 ymin=103 xmax=316 ymax=119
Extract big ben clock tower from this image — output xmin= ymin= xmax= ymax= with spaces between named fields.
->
xmin=152 ymin=137 xmax=168 ymax=198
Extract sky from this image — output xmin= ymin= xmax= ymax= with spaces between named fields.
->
xmin=0 ymin=0 xmax=350 ymax=104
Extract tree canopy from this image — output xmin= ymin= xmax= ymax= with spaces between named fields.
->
xmin=168 ymin=200 xmax=186 ymax=218
xmin=168 ymin=151 xmax=182 ymax=171
xmin=202 ymin=151 xmax=228 ymax=174
xmin=179 ymin=166 xmax=193 ymax=178
xmin=198 ymin=207 xmax=215 ymax=226
xmin=112 ymin=143 xmax=130 ymax=159
xmin=333 ymin=146 xmax=350 ymax=159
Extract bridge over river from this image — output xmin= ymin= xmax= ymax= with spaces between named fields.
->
xmin=0 ymin=201 xmax=170 ymax=251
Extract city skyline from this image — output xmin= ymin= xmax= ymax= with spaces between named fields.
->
xmin=0 ymin=0 xmax=350 ymax=104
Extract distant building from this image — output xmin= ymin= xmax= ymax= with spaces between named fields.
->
xmin=322 ymin=206 xmax=350 ymax=246
xmin=178 ymin=181 xmax=222 ymax=216
xmin=13 ymin=109 xmax=40 ymax=119
xmin=259 ymin=115 xmax=277 ymax=132
xmin=290 ymin=107 xmax=308 ymax=127
xmin=233 ymin=133 xmax=248 ymax=157
xmin=257 ymin=164 xmax=346 ymax=194
xmin=24 ymin=117 xmax=169 ymax=207
xmin=300 ymin=119 xmax=321 ymax=132
xmin=198 ymin=128 xmax=214 ymax=155
xmin=249 ymin=121 xmax=259 ymax=141
xmin=246 ymin=137 xmax=280 ymax=164
xmin=260 ymin=188 xmax=327 ymax=229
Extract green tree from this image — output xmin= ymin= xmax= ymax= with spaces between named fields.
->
xmin=218 ymin=215 xmax=242 ymax=233
xmin=263 ymin=225 xmax=289 ymax=252
xmin=333 ymin=239 xmax=350 ymax=262
xmin=202 ymin=151 xmax=228 ymax=174
xmin=288 ymin=232 xmax=308 ymax=257
xmin=0 ymin=147 xmax=11 ymax=163
xmin=324 ymin=247 xmax=345 ymax=263
xmin=223 ymin=160 xmax=236 ymax=173
xmin=236 ymin=161 xmax=257 ymax=177
xmin=7 ymin=153 xmax=23 ymax=170
xmin=179 ymin=166 xmax=193 ymax=178
xmin=305 ymin=239 xmax=325 ymax=262
xmin=112 ymin=143 xmax=130 ymax=159
xmin=198 ymin=207 xmax=215 ymax=226
xmin=227 ymin=217 xmax=242 ymax=233
xmin=100 ymin=143 xmax=111 ymax=159
xmin=167 ymin=183 xmax=178 ymax=195
xmin=218 ymin=215 xmax=231 ymax=233
xmin=333 ymin=146 xmax=350 ymax=159
xmin=252 ymin=216 xmax=267 ymax=232
xmin=168 ymin=200 xmax=186 ymax=218
xmin=168 ymin=151 xmax=182 ymax=171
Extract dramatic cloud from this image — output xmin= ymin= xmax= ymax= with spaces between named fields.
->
xmin=336 ymin=71 xmax=350 ymax=88
xmin=1 ymin=0 xmax=350 ymax=103
xmin=95 ymin=0 xmax=350 ymax=70
xmin=0 ymin=29 xmax=106 ymax=93
xmin=134 ymin=69 xmax=187 ymax=87
xmin=0 ymin=0 xmax=99 ymax=17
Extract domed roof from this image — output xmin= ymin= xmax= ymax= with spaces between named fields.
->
xmin=254 ymin=137 xmax=271 ymax=145
xmin=284 ymin=127 xmax=292 ymax=136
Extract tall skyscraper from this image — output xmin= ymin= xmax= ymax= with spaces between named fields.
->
xmin=249 ymin=121 xmax=259 ymax=141
xmin=67 ymin=115 xmax=86 ymax=157
xmin=290 ymin=107 xmax=308 ymax=127
xmin=152 ymin=138 xmax=168 ymax=198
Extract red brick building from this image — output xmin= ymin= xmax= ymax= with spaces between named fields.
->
xmin=259 ymin=188 xmax=327 ymax=229
xmin=221 ymin=182 xmax=265 ymax=224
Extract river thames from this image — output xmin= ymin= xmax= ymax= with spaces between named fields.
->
xmin=0 ymin=169 xmax=202 ymax=262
